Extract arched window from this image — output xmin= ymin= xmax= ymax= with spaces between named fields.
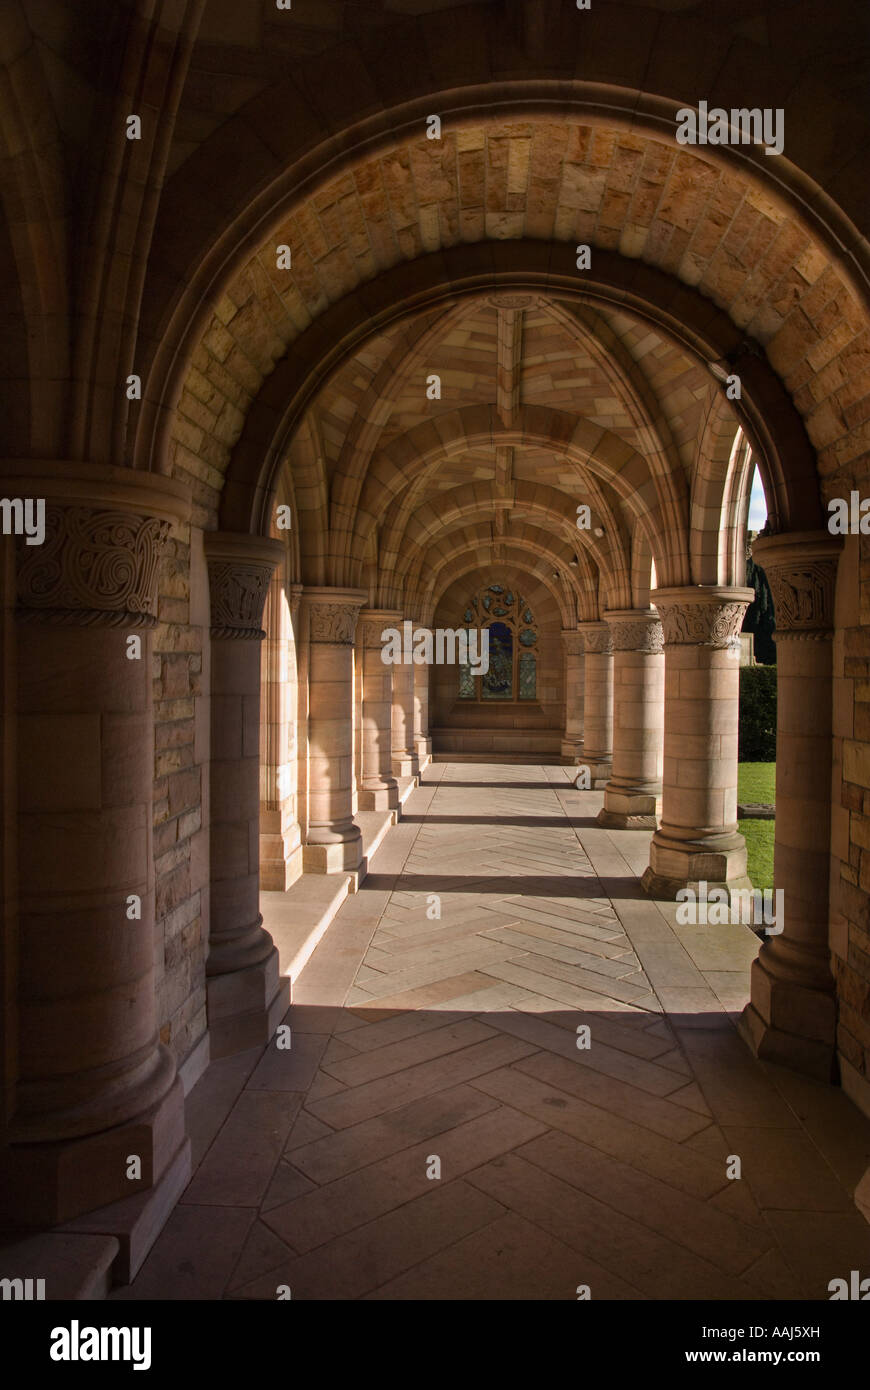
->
xmin=458 ymin=583 xmax=537 ymax=701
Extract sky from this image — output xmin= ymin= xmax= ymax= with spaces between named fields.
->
xmin=747 ymin=465 xmax=768 ymax=530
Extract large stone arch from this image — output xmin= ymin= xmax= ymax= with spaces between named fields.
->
xmin=407 ymin=523 xmax=597 ymax=624
xmin=388 ymin=482 xmax=619 ymax=607
xmin=205 ymin=244 xmax=824 ymax=552
xmin=373 ymin=462 xmax=623 ymax=588
xmin=133 ymin=34 xmax=870 ymax=486
xmin=428 ymin=549 xmax=574 ymax=632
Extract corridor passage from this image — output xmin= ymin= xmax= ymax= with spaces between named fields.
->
xmin=115 ymin=765 xmax=870 ymax=1301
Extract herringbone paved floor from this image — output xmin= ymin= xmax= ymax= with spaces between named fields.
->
xmin=115 ymin=764 xmax=870 ymax=1301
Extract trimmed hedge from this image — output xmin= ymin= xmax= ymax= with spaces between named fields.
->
xmin=739 ymin=664 xmax=777 ymax=762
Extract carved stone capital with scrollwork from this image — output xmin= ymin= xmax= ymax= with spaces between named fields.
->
xmin=652 ymin=586 xmax=754 ymax=648
xmin=358 ymin=609 xmax=404 ymax=650
xmin=751 ymin=531 xmax=841 ymax=641
xmin=578 ymin=621 xmax=613 ymax=655
xmin=204 ymin=531 xmax=284 ymax=640
xmin=304 ymin=588 xmax=368 ymax=645
xmin=16 ymin=506 xmax=170 ymax=627
xmin=560 ymin=630 xmax=585 ymax=659
xmin=3 ymin=461 xmax=190 ymax=628
xmin=604 ymin=609 xmax=665 ymax=653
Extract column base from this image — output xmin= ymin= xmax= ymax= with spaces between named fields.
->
xmin=260 ymin=824 xmax=304 ymax=891
xmin=206 ymin=945 xmax=289 ymax=1059
xmin=303 ymin=824 xmax=363 ymax=873
xmin=641 ymin=826 xmax=749 ymax=899
xmin=392 ymin=755 xmax=415 ymax=778
xmin=738 ymin=1001 xmax=838 ymax=1084
xmin=598 ymin=785 xmax=660 ymax=830
xmin=0 ymin=1063 xmax=186 ymax=1229
xmin=584 ymin=757 xmax=611 ymax=789
xmin=561 ymin=739 xmax=584 ymax=763
xmin=61 ymin=1129 xmax=192 ymax=1286
xmin=598 ymin=809 xmax=658 ymax=830
xmin=359 ymin=778 xmax=399 ymax=811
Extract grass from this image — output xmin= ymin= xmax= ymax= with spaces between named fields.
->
xmin=737 ymin=762 xmax=775 ymax=805
xmin=738 ymin=761 xmax=775 ymax=890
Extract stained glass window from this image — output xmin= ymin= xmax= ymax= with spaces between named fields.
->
xmin=519 ymin=652 xmax=537 ymax=700
xmin=482 ymin=622 xmax=513 ymax=700
xmin=458 ymin=582 xmax=538 ymax=702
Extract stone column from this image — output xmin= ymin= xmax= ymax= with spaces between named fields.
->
xmin=392 ymin=620 xmax=418 ymax=778
xmin=560 ymin=629 xmax=585 ymax=762
xmin=641 ymin=585 xmax=753 ymax=898
xmin=260 ymin=572 xmax=303 ymax=891
xmin=205 ymin=531 xmax=287 ymax=1058
xmin=0 ymin=462 xmax=189 ymax=1227
xmin=598 ymin=610 xmax=665 ymax=829
xmin=302 ymin=588 xmax=367 ymax=872
xmin=739 ymin=533 xmax=841 ymax=1080
xmin=358 ymin=609 xmax=401 ymax=812
xmin=413 ymin=623 xmax=433 ymax=769
xmin=578 ymin=621 xmax=613 ymax=787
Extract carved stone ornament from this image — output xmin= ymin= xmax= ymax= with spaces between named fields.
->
xmin=16 ymin=505 xmax=171 ymax=627
xmin=561 ymin=631 xmax=585 ymax=658
xmin=760 ymin=557 xmax=839 ymax=640
xmin=655 ymin=594 xmax=752 ymax=648
xmin=358 ymin=610 xmax=404 ymax=650
xmin=580 ymin=623 xmax=613 ymax=655
xmin=208 ymin=560 xmax=274 ymax=639
xmin=309 ymin=602 xmax=362 ymax=645
xmin=606 ymin=612 xmax=665 ymax=654
xmin=487 ymin=294 xmax=535 ymax=310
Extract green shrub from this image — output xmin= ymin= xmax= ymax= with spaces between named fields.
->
xmin=739 ymin=664 xmax=777 ymax=761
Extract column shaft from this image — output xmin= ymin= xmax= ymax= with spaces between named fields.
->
xmin=205 ymin=532 xmax=287 ymax=1058
xmin=358 ymin=609 xmax=401 ymax=811
xmin=392 ymin=622 xmax=418 ymax=778
xmin=578 ymin=622 xmax=613 ymax=787
xmin=739 ymin=533 xmax=842 ymax=1080
xmin=598 ymin=610 xmax=664 ymax=829
xmin=260 ymin=577 xmax=303 ymax=890
xmin=0 ymin=464 xmax=189 ymax=1227
xmin=561 ymin=629 xmax=585 ymax=763
xmin=413 ymin=625 xmax=433 ymax=769
xmin=642 ymin=585 xmax=753 ymax=898
xmin=303 ymin=588 xmax=367 ymax=872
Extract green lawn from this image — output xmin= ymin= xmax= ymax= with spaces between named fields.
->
xmin=738 ymin=761 xmax=775 ymax=890
xmin=738 ymin=762 xmax=775 ymax=805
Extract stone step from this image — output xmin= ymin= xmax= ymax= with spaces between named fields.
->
xmin=0 ymin=1231 xmax=119 ymax=1301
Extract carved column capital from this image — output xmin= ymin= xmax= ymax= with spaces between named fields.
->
xmin=752 ymin=531 xmax=842 ymax=641
xmin=604 ymin=609 xmax=664 ymax=653
xmin=652 ymin=586 xmax=754 ymax=648
xmin=2 ymin=461 xmax=190 ymax=628
xmin=357 ymin=608 xmax=404 ymax=650
xmin=204 ymin=532 xmax=284 ymax=640
xmin=303 ymin=587 xmax=368 ymax=645
xmin=560 ymin=629 xmax=585 ymax=658
xmin=578 ymin=621 xmax=613 ymax=655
